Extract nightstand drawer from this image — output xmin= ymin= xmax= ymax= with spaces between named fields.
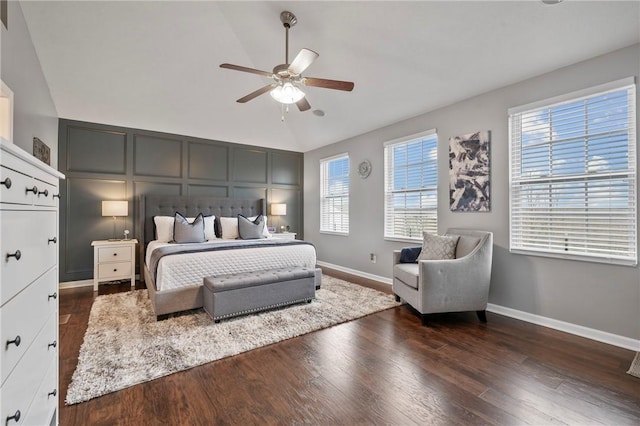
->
xmin=98 ymin=261 xmax=132 ymax=279
xmin=98 ymin=246 xmax=132 ymax=263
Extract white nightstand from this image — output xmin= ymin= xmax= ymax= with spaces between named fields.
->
xmin=91 ymin=239 xmax=138 ymax=291
xmin=269 ymin=232 xmax=297 ymax=240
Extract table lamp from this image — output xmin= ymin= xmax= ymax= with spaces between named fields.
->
xmin=270 ymin=203 xmax=287 ymax=233
xmin=102 ymin=200 xmax=128 ymax=240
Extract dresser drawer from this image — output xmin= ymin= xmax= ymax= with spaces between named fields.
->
xmin=98 ymin=261 xmax=132 ymax=280
xmin=0 ymin=210 xmax=57 ymax=305
xmin=33 ymin=179 xmax=58 ymax=207
xmin=0 ymin=166 xmax=35 ymax=205
xmin=22 ymin=356 xmax=57 ymax=426
xmin=1 ymin=313 xmax=56 ymax=425
xmin=98 ymin=246 xmax=132 ymax=263
xmin=1 ymin=267 xmax=57 ymax=383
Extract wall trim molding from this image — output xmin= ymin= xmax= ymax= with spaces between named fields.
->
xmin=59 ymin=275 xmax=141 ymax=290
xmin=317 ymin=260 xmax=639 ymax=351
xmin=316 ymin=261 xmax=392 ymax=285
xmin=486 ymin=303 xmax=640 ymax=352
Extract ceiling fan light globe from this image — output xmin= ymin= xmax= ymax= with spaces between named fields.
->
xmin=270 ymin=82 xmax=305 ymax=104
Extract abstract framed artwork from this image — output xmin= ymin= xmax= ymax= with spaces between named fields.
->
xmin=33 ymin=137 xmax=51 ymax=165
xmin=449 ymin=130 xmax=490 ymax=212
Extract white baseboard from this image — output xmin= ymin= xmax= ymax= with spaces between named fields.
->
xmin=317 ymin=261 xmax=639 ymax=351
xmin=316 ymin=261 xmax=392 ymax=285
xmin=487 ymin=303 xmax=640 ymax=352
xmin=59 ymin=275 xmax=140 ymax=290
xmin=59 ymin=279 xmax=93 ymax=289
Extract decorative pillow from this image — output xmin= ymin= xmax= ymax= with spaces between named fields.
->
xmin=238 ymin=214 xmax=267 ymax=239
xmin=154 ymin=216 xmax=175 ymax=242
xmin=417 ymin=232 xmax=460 ymax=260
xmin=219 ymin=216 xmax=239 ymax=239
xmin=248 ymin=215 xmax=271 ymax=238
xmin=173 ymin=212 xmax=205 ymax=243
xmin=188 ymin=215 xmax=216 ymax=241
xmin=399 ymin=247 xmax=422 ymax=263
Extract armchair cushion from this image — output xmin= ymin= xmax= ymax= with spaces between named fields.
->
xmin=417 ymin=232 xmax=459 ymax=260
xmin=453 ymin=235 xmax=481 ymax=258
xmin=394 ymin=263 xmax=419 ymax=289
xmin=399 ymin=247 xmax=422 ymax=263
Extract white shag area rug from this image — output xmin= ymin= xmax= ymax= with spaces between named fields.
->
xmin=628 ymin=352 xmax=640 ymax=379
xmin=66 ymin=276 xmax=400 ymax=404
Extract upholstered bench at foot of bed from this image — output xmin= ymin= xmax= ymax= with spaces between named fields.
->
xmin=203 ymin=266 xmax=319 ymax=322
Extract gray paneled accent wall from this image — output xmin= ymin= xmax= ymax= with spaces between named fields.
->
xmin=58 ymin=119 xmax=303 ymax=283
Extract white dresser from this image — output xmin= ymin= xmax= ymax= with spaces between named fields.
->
xmin=0 ymin=140 xmax=64 ymax=426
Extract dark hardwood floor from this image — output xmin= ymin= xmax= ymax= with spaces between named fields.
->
xmin=59 ymin=273 xmax=640 ymax=425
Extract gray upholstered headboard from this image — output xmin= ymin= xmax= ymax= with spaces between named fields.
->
xmin=137 ymin=195 xmax=266 ymax=264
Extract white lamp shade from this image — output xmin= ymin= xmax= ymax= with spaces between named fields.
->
xmin=270 ymin=203 xmax=287 ymax=216
xmin=102 ymin=200 xmax=128 ymax=217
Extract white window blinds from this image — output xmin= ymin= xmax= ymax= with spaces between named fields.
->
xmin=384 ymin=130 xmax=438 ymax=240
xmin=320 ymin=153 xmax=350 ymax=234
xmin=509 ymin=78 xmax=637 ymax=265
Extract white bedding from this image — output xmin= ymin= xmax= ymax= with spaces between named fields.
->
xmin=145 ymin=239 xmax=317 ymax=291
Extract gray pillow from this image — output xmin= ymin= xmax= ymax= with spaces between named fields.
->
xmin=238 ymin=214 xmax=266 ymax=240
xmin=173 ymin=212 xmax=205 ymax=243
xmin=418 ymin=232 xmax=460 ymax=260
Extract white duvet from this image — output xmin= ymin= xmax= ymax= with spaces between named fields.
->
xmin=146 ymin=239 xmax=317 ymax=291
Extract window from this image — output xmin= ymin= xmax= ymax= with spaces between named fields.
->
xmin=320 ymin=153 xmax=349 ymax=234
xmin=509 ymin=78 xmax=637 ymax=265
xmin=384 ymin=130 xmax=438 ymax=240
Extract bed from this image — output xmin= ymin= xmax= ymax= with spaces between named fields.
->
xmin=137 ymin=195 xmax=318 ymax=318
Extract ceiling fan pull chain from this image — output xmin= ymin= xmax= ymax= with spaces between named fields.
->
xmin=281 ymin=103 xmax=285 ymax=122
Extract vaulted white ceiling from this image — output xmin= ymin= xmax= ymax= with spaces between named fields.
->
xmin=20 ymin=1 xmax=640 ymax=152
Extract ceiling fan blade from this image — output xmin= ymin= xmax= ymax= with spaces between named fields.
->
xmin=236 ymin=84 xmax=276 ymax=103
xmin=302 ymin=77 xmax=354 ymax=92
xmin=296 ymin=97 xmax=311 ymax=112
xmin=220 ymin=63 xmax=273 ymax=78
xmin=288 ymin=48 xmax=319 ymax=75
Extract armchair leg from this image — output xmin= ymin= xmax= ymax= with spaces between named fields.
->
xmin=394 ymin=294 xmax=401 ymax=302
xmin=476 ymin=310 xmax=487 ymax=323
xmin=421 ymin=314 xmax=432 ymax=326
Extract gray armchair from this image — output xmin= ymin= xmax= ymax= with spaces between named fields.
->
xmin=392 ymin=228 xmax=493 ymax=324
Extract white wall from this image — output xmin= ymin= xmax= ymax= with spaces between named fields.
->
xmin=304 ymin=44 xmax=640 ymax=341
xmin=1 ymin=1 xmax=58 ymax=167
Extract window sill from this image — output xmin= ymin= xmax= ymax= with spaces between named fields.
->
xmin=320 ymin=230 xmax=349 ymax=237
xmin=509 ymin=248 xmax=637 ymax=267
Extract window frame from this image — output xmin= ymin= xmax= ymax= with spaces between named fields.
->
xmin=383 ymin=129 xmax=438 ymax=243
xmin=319 ymin=152 xmax=350 ymax=236
xmin=508 ymin=77 xmax=637 ymax=266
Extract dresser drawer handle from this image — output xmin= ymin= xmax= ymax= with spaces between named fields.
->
xmin=48 ymin=389 xmax=57 ymax=398
xmin=1 ymin=177 xmax=11 ymax=189
xmin=6 ymin=410 xmax=20 ymax=424
xmin=26 ymin=185 xmax=38 ymax=194
xmin=38 ymin=189 xmax=49 ymax=197
xmin=53 ymin=193 xmax=61 ymax=199
xmin=113 ymin=253 xmax=118 ymax=256
xmin=6 ymin=250 xmax=21 ymax=261
xmin=48 ymin=292 xmax=57 ymax=300
xmin=48 ymin=237 xmax=57 ymax=244
xmin=113 ymin=268 xmax=118 ymax=272
xmin=48 ymin=341 xmax=57 ymax=349
xmin=6 ymin=335 xmax=21 ymax=348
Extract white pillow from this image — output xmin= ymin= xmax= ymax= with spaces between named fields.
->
xmin=188 ymin=215 xmax=216 ymax=241
xmin=220 ymin=217 xmax=239 ymax=239
xmin=154 ymin=214 xmax=217 ymax=242
xmin=248 ymin=215 xmax=271 ymax=238
xmin=154 ymin=216 xmax=174 ymax=242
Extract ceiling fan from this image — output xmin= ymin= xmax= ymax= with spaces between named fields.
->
xmin=220 ymin=11 xmax=354 ymax=114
